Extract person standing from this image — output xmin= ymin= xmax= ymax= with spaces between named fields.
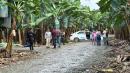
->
xmin=92 ymin=30 xmax=97 ymax=45
xmin=96 ymin=30 xmax=101 ymax=46
xmin=27 ymin=28 xmax=35 ymax=50
xmin=61 ymin=30 xmax=65 ymax=45
xmin=52 ymin=28 xmax=57 ymax=48
xmin=103 ymin=29 xmax=108 ymax=45
xmin=56 ymin=29 xmax=61 ymax=48
xmin=86 ymin=29 xmax=90 ymax=39
xmin=45 ymin=29 xmax=52 ymax=48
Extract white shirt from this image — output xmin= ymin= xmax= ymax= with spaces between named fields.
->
xmin=103 ymin=30 xmax=107 ymax=37
xmin=45 ymin=32 xmax=52 ymax=39
xmin=96 ymin=31 xmax=101 ymax=35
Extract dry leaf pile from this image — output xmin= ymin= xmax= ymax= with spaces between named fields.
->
xmin=0 ymin=50 xmax=39 ymax=67
xmin=92 ymin=39 xmax=130 ymax=73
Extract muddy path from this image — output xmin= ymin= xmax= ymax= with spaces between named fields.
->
xmin=0 ymin=42 xmax=110 ymax=73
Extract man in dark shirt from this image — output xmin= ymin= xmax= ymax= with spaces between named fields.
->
xmin=27 ymin=28 xmax=35 ymax=50
xmin=52 ymin=28 xmax=57 ymax=48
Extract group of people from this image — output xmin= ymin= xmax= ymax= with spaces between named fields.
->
xmin=25 ymin=28 xmax=65 ymax=50
xmin=45 ymin=28 xmax=65 ymax=48
xmin=91 ymin=29 xmax=108 ymax=46
xmin=25 ymin=28 xmax=108 ymax=50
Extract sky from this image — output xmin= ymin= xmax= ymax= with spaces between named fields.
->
xmin=80 ymin=0 xmax=100 ymax=10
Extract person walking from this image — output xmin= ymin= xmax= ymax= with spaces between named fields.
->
xmin=27 ymin=28 xmax=35 ymax=50
xmin=45 ymin=29 xmax=52 ymax=48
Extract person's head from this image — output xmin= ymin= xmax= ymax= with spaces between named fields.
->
xmin=47 ymin=28 xmax=50 ymax=32
xmin=106 ymin=28 xmax=108 ymax=31
xmin=28 ymin=28 xmax=33 ymax=32
xmin=92 ymin=29 xmax=95 ymax=32
xmin=53 ymin=26 xmax=56 ymax=29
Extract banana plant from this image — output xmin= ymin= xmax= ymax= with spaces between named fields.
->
xmin=98 ymin=0 xmax=130 ymax=40
xmin=34 ymin=0 xmax=83 ymax=28
xmin=2 ymin=0 xmax=42 ymax=57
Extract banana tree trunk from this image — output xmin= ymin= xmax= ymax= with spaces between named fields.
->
xmin=22 ymin=29 xmax=25 ymax=45
xmin=127 ymin=23 xmax=130 ymax=41
xmin=114 ymin=24 xmax=129 ymax=41
xmin=55 ymin=17 xmax=60 ymax=29
xmin=2 ymin=30 xmax=6 ymax=42
xmin=41 ymin=23 xmax=43 ymax=45
xmin=18 ymin=29 xmax=22 ymax=44
xmin=4 ymin=17 xmax=16 ymax=58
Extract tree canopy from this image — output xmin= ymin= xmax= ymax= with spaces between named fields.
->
xmin=0 ymin=0 xmax=107 ymax=30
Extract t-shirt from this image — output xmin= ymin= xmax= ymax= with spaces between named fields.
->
xmin=56 ymin=29 xmax=61 ymax=37
xmin=45 ymin=32 xmax=52 ymax=39
xmin=96 ymin=34 xmax=101 ymax=40
xmin=52 ymin=29 xmax=57 ymax=37
xmin=103 ymin=30 xmax=107 ymax=37
xmin=96 ymin=31 xmax=101 ymax=35
xmin=92 ymin=32 xmax=97 ymax=38
xmin=27 ymin=31 xmax=35 ymax=42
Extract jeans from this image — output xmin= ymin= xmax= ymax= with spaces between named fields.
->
xmin=103 ymin=37 xmax=108 ymax=45
xmin=61 ymin=36 xmax=65 ymax=45
xmin=29 ymin=42 xmax=33 ymax=50
xmin=52 ymin=36 xmax=61 ymax=48
xmin=57 ymin=36 xmax=61 ymax=47
xmin=52 ymin=37 xmax=57 ymax=48
xmin=97 ymin=40 xmax=101 ymax=46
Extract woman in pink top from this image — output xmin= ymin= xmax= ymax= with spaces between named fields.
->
xmin=92 ymin=31 xmax=97 ymax=45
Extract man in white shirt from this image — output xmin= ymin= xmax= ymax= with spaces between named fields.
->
xmin=103 ymin=29 xmax=108 ymax=45
xmin=45 ymin=29 xmax=52 ymax=48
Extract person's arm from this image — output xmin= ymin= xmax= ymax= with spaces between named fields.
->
xmin=45 ymin=32 xmax=46 ymax=39
xmin=50 ymin=32 xmax=52 ymax=39
xmin=26 ymin=32 xmax=29 ymax=39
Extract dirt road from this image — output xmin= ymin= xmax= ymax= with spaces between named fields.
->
xmin=0 ymin=42 xmax=109 ymax=73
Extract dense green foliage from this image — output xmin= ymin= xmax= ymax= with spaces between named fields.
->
xmin=98 ymin=0 xmax=128 ymax=28
xmin=98 ymin=0 xmax=130 ymax=40
xmin=0 ymin=0 xmax=108 ymax=30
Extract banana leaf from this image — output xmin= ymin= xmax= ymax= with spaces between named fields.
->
xmin=35 ymin=13 xmax=53 ymax=25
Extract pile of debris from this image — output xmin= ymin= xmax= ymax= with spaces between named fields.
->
xmin=0 ymin=50 xmax=39 ymax=67
xmin=91 ymin=39 xmax=130 ymax=73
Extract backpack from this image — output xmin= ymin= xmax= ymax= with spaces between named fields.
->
xmin=97 ymin=34 xmax=101 ymax=40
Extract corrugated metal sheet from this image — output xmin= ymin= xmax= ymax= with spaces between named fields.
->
xmin=3 ymin=15 xmax=11 ymax=28
xmin=0 ymin=0 xmax=8 ymax=17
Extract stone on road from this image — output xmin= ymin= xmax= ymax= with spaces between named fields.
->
xmin=0 ymin=42 xmax=109 ymax=73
